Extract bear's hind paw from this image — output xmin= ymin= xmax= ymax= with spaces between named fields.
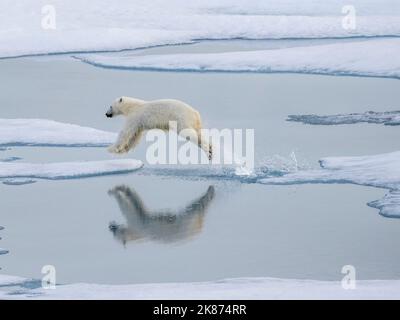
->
xmin=109 ymin=144 xmax=130 ymax=154
xmin=108 ymin=145 xmax=125 ymax=154
xmin=108 ymin=145 xmax=118 ymax=154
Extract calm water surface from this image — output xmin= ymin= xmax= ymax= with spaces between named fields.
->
xmin=0 ymin=43 xmax=400 ymax=284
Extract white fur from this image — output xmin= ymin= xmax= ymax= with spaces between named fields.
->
xmin=106 ymin=97 xmax=212 ymax=159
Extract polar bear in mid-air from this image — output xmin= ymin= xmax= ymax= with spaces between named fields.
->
xmin=105 ymin=97 xmax=212 ymax=160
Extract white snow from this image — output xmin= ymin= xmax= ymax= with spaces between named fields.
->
xmin=1 ymin=0 xmax=400 ymax=58
xmin=0 ymin=159 xmax=143 ymax=180
xmin=288 ymin=110 xmax=400 ymax=126
xmin=0 ymin=119 xmax=139 ymax=181
xmin=77 ymin=38 xmax=400 ymax=78
xmin=0 ymin=275 xmax=400 ymax=299
xmin=0 ymin=119 xmax=116 ymax=147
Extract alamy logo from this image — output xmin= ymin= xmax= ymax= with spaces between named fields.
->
xmin=41 ymin=5 xmax=57 ymax=30
xmin=341 ymin=265 xmax=356 ymax=290
xmin=342 ymin=5 xmax=357 ymax=31
xmin=41 ymin=265 xmax=56 ymax=289
xmin=145 ymin=121 xmax=255 ymax=171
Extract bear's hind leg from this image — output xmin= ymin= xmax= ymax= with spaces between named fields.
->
xmin=198 ymin=131 xmax=212 ymax=161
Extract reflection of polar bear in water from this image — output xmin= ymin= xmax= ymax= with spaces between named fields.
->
xmin=106 ymin=97 xmax=212 ymax=160
xmin=108 ymin=185 xmax=215 ymax=244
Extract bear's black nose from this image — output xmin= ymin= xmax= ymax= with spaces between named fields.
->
xmin=106 ymin=113 xmax=113 ymax=118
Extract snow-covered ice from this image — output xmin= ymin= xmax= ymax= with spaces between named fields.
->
xmin=76 ymin=38 xmax=400 ymax=78
xmin=288 ymin=110 xmax=400 ymax=126
xmin=260 ymin=151 xmax=400 ymax=217
xmin=0 ymin=119 xmax=141 ymax=182
xmin=262 ymin=151 xmax=400 ymax=192
xmin=1 ymin=0 xmax=400 ymax=58
xmin=0 ymin=159 xmax=143 ymax=180
xmin=0 ymin=119 xmax=116 ymax=147
xmin=1 ymin=274 xmax=400 ymax=300
xmin=368 ymin=191 xmax=400 ymax=218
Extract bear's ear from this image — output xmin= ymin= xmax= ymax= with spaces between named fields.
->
xmin=119 ymin=97 xmax=123 ymax=103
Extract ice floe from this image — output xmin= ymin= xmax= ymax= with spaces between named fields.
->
xmin=76 ymin=39 xmax=400 ymax=79
xmin=368 ymin=191 xmax=400 ymax=218
xmin=0 ymin=119 xmax=116 ymax=147
xmin=0 ymin=159 xmax=143 ymax=180
xmin=288 ymin=110 xmax=400 ymax=126
xmin=1 ymin=1 xmax=400 ymax=58
xmin=262 ymin=151 xmax=400 ymax=191
xmin=260 ymin=151 xmax=400 ymax=217
xmin=1 ymin=274 xmax=400 ymax=299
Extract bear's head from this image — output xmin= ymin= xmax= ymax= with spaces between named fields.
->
xmin=106 ymin=96 xmax=129 ymax=118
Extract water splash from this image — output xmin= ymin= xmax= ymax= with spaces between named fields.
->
xmin=290 ymin=151 xmax=299 ymax=172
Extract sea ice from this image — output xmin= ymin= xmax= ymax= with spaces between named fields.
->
xmin=76 ymin=39 xmax=400 ymax=79
xmin=368 ymin=191 xmax=400 ymax=218
xmin=0 ymin=274 xmax=400 ymax=300
xmin=0 ymin=159 xmax=143 ymax=180
xmin=0 ymin=119 xmax=116 ymax=147
xmin=1 ymin=1 xmax=400 ymax=58
xmin=260 ymin=151 xmax=400 ymax=217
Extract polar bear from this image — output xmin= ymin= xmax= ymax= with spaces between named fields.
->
xmin=105 ymin=97 xmax=212 ymax=160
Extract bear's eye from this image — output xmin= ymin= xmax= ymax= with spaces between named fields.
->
xmin=119 ymin=98 xmax=123 ymax=103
